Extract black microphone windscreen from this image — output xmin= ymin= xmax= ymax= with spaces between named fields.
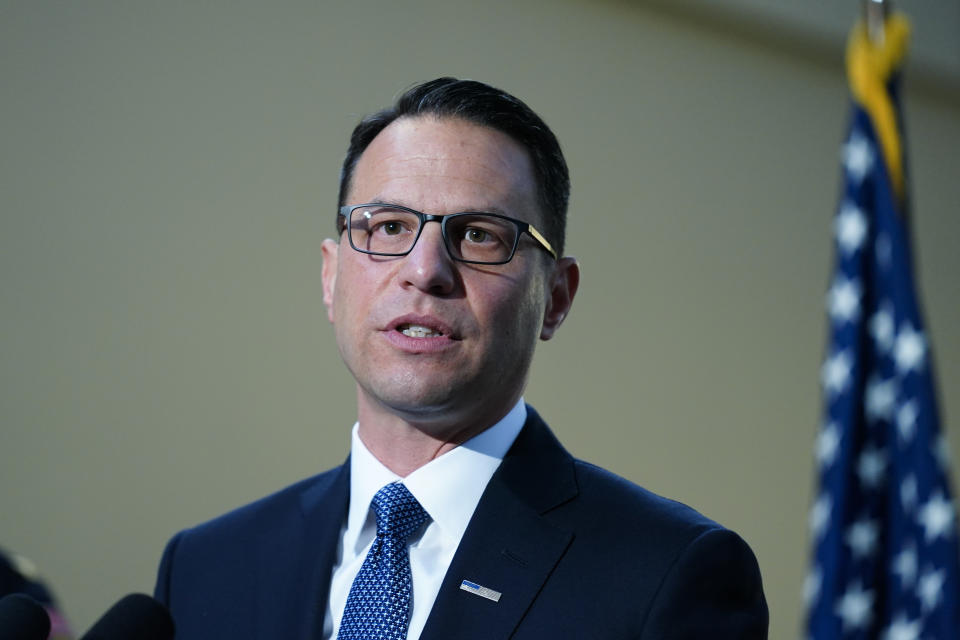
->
xmin=0 ymin=593 xmax=51 ymax=640
xmin=81 ymin=593 xmax=174 ymax=640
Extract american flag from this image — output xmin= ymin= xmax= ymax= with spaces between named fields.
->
xmin=804 ymin=17 xmax=960 ymax=640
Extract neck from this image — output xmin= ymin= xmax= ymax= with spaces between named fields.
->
xmin=354 ymin=390 xmax=518 ymax=477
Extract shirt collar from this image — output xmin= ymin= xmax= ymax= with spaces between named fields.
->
xmin=345 ymin=399 xmax=527 ymax=552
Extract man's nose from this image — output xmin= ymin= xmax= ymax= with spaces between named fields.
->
xmin=397 ymin=221 xmax=457 ymax=295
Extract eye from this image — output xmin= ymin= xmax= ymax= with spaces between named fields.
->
xmin=465 ymin=228 xmax=490 ymax=243
xmin=366 ymin=214 xmax=416 ymax=236
xmin=379 ymin=220 xmax=404 ymax=236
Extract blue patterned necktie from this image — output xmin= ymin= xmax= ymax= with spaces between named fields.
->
xmin=337 ymin=482 xmax=430 ymax=640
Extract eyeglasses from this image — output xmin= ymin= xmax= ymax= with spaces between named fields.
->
xmin=337 ymin=203 xmax=557 ymax=265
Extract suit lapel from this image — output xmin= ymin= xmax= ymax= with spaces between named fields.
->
xmin=420 ymin=408 xmax=578 ymax=640
xmin=274 ymin=461 xmax=350 ymax=639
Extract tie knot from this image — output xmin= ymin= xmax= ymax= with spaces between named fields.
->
xmin=372 ymin=482 xmax=429 ymax=541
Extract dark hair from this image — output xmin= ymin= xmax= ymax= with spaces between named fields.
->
xmin=338 ymin=77 xmax=570 ymax=255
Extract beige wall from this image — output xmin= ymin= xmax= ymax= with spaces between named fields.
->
xmin=2 ymin=2 xmax=958 ymax=637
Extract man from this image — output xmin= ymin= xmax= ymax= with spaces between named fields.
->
xmin=155 ymin=78 xmax=768 ymax=639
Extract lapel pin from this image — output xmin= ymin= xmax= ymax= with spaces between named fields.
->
xmin=459 ymin=579 xmax=502 ymax=603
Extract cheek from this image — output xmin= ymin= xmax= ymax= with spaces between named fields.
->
xmin=481 ymin=280 xmax=546 ymax=339
xmin=331 ymin=274 xmax=365 ymax=333
xmin=333 ymin=259 xmax=375 ymax=315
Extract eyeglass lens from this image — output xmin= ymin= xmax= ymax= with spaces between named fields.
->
xmin=349 ymin=205 xmax=519 ymax=263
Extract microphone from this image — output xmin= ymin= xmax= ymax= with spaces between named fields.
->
xmin=80 ymin=593 xmax=174 ymax=640
xmin=0 ymin=593 xmax=51 ymax=640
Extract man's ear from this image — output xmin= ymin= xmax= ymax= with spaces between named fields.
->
xmin=540 ymin=256 xmax=580 ymax=340
xmin=321 ymin=238 xmax=339 ymax=323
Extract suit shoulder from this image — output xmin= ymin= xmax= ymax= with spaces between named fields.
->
xmin=155 ymin=464 xmax=348 ymax=603
xmin=155 ymin=465 xmax=349 ymax=637
xmin=178 ymin=464 xmax=346 ymax=542
xmin=570 ymin=458 xmax=728 ymax=542
xmin=517 ymin=456 xmax=767 ymax=637
xmin=569 ymin=460 xmax=766 ymax=633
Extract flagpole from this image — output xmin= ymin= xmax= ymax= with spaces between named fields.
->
xmin=864 ymin=0 xmax=889 ymax=45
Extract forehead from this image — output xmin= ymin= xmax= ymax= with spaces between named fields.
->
xmin=348 ymin=116 xmax=539 ymax=220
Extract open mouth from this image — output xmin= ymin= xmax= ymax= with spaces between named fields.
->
xmin=398 ymin=324 xmax=444 ymax=338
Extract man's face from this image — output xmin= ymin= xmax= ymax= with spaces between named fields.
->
xmin=322 ymin=116 xmax=572 ymax=437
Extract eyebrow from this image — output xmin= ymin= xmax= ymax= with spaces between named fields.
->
xmin=364 ymin=197 xmax=512 ymax=217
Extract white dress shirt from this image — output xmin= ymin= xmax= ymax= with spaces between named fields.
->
xmin=322 ymin=399 xmax=527 ymax=640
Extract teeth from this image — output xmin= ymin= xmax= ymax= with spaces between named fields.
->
xmin=401 ymin=324 xmax=443 ymax=338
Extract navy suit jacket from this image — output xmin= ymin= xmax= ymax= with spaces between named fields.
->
xmin=155 ymin=407 xmax=768 ymax=638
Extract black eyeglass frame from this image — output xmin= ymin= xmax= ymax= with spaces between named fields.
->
xmin=337 ymin=203 xmax=558 ymax=265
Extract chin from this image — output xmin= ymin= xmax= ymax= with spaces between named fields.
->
xmin=381 ymin=391 xmax=463 ymax=420
xmin=366 ymin=381 xmax=488 ymax=426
